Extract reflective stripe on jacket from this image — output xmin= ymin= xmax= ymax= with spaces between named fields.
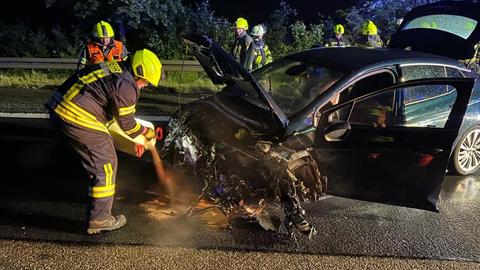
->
xmin=252 ymin=40 xmax=273 ymax=70
xmin=46 ymin=61 xmax=144 ymax=138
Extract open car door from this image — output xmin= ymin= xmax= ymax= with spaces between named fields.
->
xmin=314 ymin=78 xmax=475 ymax=211
xmin=389 ymin=1 xmax=480 ymax=60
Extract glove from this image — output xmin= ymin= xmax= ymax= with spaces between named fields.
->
xmin=142 ymin=126 xmax=156 ymax=140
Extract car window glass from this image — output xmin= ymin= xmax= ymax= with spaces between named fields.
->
xmin=324 ymin=71 xmax=396 ymax=124
xmin=329 ymin=84 xmax=457 ymax=128
xmin=344 ymin=72 xmax=396 ymax=100
xmin=326 ymin=104 xmax=351 ymax=124
xmin=348 ymin=91 xmax=395 ymax=128
xmin=401 ymin=85 xmax=457 ymax=128
xmin=403 ymin=14 xmax=477 ymax=39
xmin=446 ymin=67 xmax=464 ymax=78
xmin=255 ymin=60 xmax=344 ymax=116
xmin=402 ymin=84 xmax=454 ymax=104
xmin=401 ymin=65 xmax=447 ymax=81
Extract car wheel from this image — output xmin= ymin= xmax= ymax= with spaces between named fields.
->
xmin=451 ymin=126 xmax=480 ymax=175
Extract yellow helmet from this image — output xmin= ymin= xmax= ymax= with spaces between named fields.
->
xmin=362 ymin=20 xmax=378 ymax=35
xmin=334 ymin=24 xmax=345 ymax=34
xmin=93 ymin=21 xmax=114 ymax=38
xmin=131 ymin=49 xmax=162 ymax=87
xmin=235 ymin=17 xmax=249 ymax=30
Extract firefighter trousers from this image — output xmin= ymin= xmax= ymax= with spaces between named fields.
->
xmin=50 ymin=114 xmax=118 ymax=222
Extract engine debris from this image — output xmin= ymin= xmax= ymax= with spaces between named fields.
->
xmin=161 ymin=111 xmax=327 ymax=239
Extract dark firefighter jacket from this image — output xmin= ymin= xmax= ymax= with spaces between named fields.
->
xmin=355 ymin=34 xmax=384 ymax=48
xmin=325 ymin=35 xmax=350 ymax=47
xmin=231 ymin=32 xmax=255 ymax=71
xmin=45 ymin=61 xmax=145 ymax=138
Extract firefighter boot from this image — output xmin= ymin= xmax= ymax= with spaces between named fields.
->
xmin=87 ymin=215 xmax=127 ymax=235
xmin=286 ymin=211 xmax=317 ymax=239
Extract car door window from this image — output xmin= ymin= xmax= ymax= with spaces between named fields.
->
xmin=326 ymin=84 xmax=458 ymax=128
xmin=324 ymin=71 xmax=396 ymax=124
xmin=401 ymin=85 xmax=457 ymax=128
xmin=349 ymin=91 xmax=395 ymax=128
xmin=401 ymin=65 xmax=464 ymax=82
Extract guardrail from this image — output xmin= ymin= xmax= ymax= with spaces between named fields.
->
xmin=0 ymin=57 xmax=203 ymax=72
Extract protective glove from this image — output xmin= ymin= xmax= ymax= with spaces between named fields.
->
xmin=142 ymin=126 xmax=156 ymax=140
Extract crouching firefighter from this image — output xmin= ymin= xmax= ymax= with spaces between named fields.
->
xmin=45 ymin=49 xmax=162 ymax=234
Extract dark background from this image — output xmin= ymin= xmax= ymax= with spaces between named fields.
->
xmin=205 ymin=0 xmax=357 ymax=23
xmin=1 ymin=0 xmax=357 ymax=26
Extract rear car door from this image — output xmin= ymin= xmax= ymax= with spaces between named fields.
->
xmin=314 ymin=78 xmax=475 ymax=211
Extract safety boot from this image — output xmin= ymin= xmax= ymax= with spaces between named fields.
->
xmin=286 ymin=212 xmax=317 ymax=239
xmin=87 ymin=215 xmax=127 ymax=235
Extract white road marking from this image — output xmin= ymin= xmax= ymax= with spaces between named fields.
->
xmin=0 ymin=113 xmax=49 ymax=118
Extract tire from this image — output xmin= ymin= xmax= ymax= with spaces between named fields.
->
xmin=451 ymin=126 xmax=480 ymax=175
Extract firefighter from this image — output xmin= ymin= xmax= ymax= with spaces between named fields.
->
xmin=463 ymin=42 xmax=480 ymax=73
xmin=325 ymin=24 xmax=350 ymax=47
xmin=250 ymin=24 xmax=273 ymax=70
xmin=78 ymin=20 xmax=129 ymax=69
xmin=231 ymin=17 xmax=255 ymax=71
xmin=356 ymin=20 xmax=384 ymax=48
xmin=46 ymin=49 xmax=162 ymax=234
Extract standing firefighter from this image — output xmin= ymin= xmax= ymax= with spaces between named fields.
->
xmin=325 ymin=24 xmax=350 ymax=47
xmin=356 ymin=20 xmax=384 ymax=48
xmin=46 ymin=49 xmax=161 ymax=234
xmin=78 ymin=20 xmax=129 ymax=69
xmin=464 ymin=42 xmax=480 ymax=73
xmin=250 ymin=24 xmax=273 ymax=70
xmin=231 ymin=17 xmax=255 ymax=71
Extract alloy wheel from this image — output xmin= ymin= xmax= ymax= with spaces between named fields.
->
xmin=457 ymin=128 xmax=480 ymax=174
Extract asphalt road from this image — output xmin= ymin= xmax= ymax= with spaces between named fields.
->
xmin=0 ymin=88 xmax=479 ymax=269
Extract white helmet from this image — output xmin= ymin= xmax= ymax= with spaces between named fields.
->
xmin=251 ymin=24 xmax=266 ymax=37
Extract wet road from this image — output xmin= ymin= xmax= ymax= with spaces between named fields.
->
xmin=0 ymin=115 xmax=479 ymax=269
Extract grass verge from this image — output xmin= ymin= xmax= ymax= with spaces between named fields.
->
xmin=0 ymin=69 xmax=220 ymax=93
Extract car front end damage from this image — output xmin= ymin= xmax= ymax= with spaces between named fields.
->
xmin=161 ymin=99 xmax=327 ymax=238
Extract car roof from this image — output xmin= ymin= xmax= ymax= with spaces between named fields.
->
xmin=286 ymin=47 xmax=466 ymax=73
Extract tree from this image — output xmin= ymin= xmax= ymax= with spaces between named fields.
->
xmin=346 ymin=0 xmax=440 ymax=42
xmin=185 ymin=0 xmax=233 ymax=49
xmin=291 ymin=21 xmax=324 ymax=51
xmin=266 ymin=1 xmax=297 ymax=57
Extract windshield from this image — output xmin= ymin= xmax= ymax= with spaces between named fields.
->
xmin=253 ymin=59 xmax=344 ymax=116
xmin=403 ymin=14 xmax=477 ymax=39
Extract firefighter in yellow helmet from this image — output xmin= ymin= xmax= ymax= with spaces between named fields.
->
xmin=356 ymin=20 xmax=384 ymax=48
xmin=462 ymin=22 xmax=480 ymax=73
xmin=231 ymin=17 xmax=255 ymax=71
xmin=464 ymin=42 xmax=480 ymax=73
xmin=78 ymin=20 xmax=129 ymax=69
xmin=46 ymin=49 xmax=162 ymax=234
xmin=325 ymin=24 xmax=350 ymax=47
xmin=250 ymin=24 xmax=273 ymax=70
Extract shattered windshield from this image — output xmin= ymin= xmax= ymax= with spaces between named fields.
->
xmin=253 ymin=59 xmax=344 ymax=116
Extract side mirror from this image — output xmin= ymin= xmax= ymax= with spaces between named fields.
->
xmin=324 ymin=121 xmax=351 ymax=142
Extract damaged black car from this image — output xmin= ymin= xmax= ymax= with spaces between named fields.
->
xmin=161 ymin=1 xmax=480 ymax=237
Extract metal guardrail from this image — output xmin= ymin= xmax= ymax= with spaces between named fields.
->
xmin=0 ymin=57 xmax=203 ymax=72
